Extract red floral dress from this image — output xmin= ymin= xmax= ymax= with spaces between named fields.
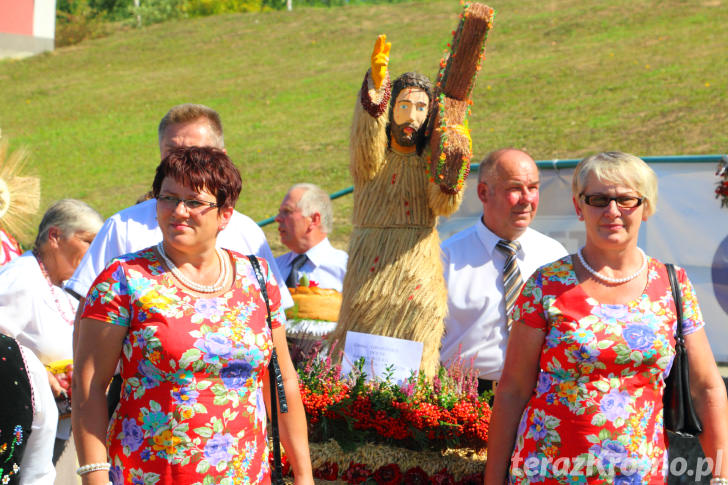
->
xmin=82 ymin=248 xmax=285 ymax=485
xmin=509 ymin=256 xmax=704 ymax=484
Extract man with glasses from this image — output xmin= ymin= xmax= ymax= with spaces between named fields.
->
xmin=66 ymin=103 xmax=292 ymax=310
xmin=440 ymin=148 xmax=567 ymax=394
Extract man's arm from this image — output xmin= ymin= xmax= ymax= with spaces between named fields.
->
xmin=350 ymin=35 xmax=392 ymax=184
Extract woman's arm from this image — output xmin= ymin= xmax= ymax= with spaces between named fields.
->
xmin=685 ymin=328 xmax=728 ymax=480
xmin=484 ymin=323 xmax=544 ymax=485
xmin=72 ymin=317 xmax=127 ymax=485
xmin=262 ymin=326 xmax=313 ymax=484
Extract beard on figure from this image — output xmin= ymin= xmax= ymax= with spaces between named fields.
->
xmin=390 ymin=120 xmax=426 ymax=149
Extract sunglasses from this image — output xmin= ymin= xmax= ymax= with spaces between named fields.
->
xmin=580 ymin=193 xmax=643 ymax=208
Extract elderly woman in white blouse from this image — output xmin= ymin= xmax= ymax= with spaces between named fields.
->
xmin=0 ymin=199 xmax=103 ymax=480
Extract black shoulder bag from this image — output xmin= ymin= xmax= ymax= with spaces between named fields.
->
xmin=663 ymin=263 xmax=703 ymax=436
xmin=248 ymin=255 xmax=288 ymax=484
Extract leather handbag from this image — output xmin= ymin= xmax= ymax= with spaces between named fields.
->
xmin=663 ymin=263 xmax=703 ymax=436
xmin=248 ymin=255 xmax=288 ymax=485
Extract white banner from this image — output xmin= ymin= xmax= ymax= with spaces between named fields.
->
xmin=438 ymin=162 xmax=728 ymax=362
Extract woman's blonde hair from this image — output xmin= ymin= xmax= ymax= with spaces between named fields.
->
xmin=572 ymin=151 xmax=658 ymax=217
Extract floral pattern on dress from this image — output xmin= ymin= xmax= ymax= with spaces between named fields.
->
xmin=509 ymin=256 xmax=704 ymax=484
xmin=83 ymin=248 xmax=285 ymax=485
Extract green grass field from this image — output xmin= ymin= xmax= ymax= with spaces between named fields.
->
xmin=1 ymin=0 xmax=726 ymax=253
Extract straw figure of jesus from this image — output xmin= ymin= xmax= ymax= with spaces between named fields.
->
xmin=330 ymin=5 xmax=494 ymax=378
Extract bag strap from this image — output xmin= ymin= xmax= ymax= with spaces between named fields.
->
xmin=665 ymin=263 xmax=684 ymax=344
xmin=247 ymin=255 xmax=288 ymax=484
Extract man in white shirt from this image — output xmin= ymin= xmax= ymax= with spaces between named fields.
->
xmin=440 ymin=148 xmax=568 ymax=393
xmin=275 ymin=183 xmax=347 ymax=291
xmin=66 ymin=103 xmax=292 ymax=309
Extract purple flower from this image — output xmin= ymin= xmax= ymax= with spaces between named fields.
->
xmin=593 ymin=304 xmax=628 ymax=320
xmin=172 ymin=386 xmax=199 ymax=406
xmin=600 ymin=390 xmax=631 ymax=422
xmin=138 ymin=359 xmax=162 ymax=389
xmin=204 ymin=432 xmax=234 ymax=466
xmin=614 ymin=473 xmax=642 ymax=485
xmin=517 ymin=411 xmax=529 ymax=438
xmin=536 ymin=373 xmax=552 ymax=395
xmin=529 ymin=414 xmax=548 ymax=441
xmin=572 ymin=344 xmax=600 ymax=365
xmin=195 ymin=332 xmax=233 ymax=363
xmin=590 ymin=440 xmax=627 ymax=467
xmin=220 ymin=360 xmax=253 ymax=389
xmin=140 ymin=448 xmax=151 ymax=461
xmin=194 ymin=298 xmax=225 ymax=320
xmin=110 ymin=465 xmax=123 ymax=485
xmin=121 ymin=418 xmax=144 ymax=451
xmin=622 ymin=324 xmax=655 ymax=351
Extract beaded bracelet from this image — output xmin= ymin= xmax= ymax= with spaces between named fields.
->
xmin=76 ymin=462 xmax=111 ymax=476
xmin=710 ymin=479 xmax=728 ymax=485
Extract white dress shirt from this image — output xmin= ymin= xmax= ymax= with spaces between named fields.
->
xmin=65 ymin=199 xmax=293 ymax=308
xmin=0 ymin=252 xmax=76 ymax=364
xmin=440 ymin=218 xmax=568 ymax=380
xmin=275 ymin=237 xmax=348 ymax=292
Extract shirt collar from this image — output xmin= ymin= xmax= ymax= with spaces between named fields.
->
xmin=302 ymin=237 xmax=332 ymax=266
xmin=475 ymin=216 xmax=527 ymax=257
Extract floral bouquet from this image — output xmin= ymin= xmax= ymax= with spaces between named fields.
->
xmin=277 ymin=345 xmax=491 ymax=482
xmin=717 ymin=156 xmax=728 ymax=208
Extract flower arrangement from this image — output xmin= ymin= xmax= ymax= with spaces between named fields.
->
xmin=297 ymin=345 xmax=491 ymax=453
xmin=716 ymin=156 xmax=728 ymax=208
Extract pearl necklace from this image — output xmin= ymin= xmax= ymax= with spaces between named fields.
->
xmin=156 ymin=242 xmax=228 ymax=293
xmin=577 ymin=246 xmax=647 ymax=284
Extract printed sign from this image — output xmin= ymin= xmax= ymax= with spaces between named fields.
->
xmin=341 ymin=331 xmax=423 ymax=384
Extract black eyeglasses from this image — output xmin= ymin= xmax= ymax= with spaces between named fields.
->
xmin=580 ymin=193 xmax=643 ymax=208
xmin=157 ymin=195 xmax=219 ymax=211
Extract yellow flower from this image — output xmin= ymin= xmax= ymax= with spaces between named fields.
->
xmin=152 ymin=429 xmax=182 ymax=455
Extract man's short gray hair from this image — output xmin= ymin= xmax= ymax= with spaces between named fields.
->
xmin=34 ymin=199 xmax=104 ymax=250
xmin=158 ymin=103 xmax=224 ymax=149
xmin=478 ymin=148 xmax=535 ymax=183
xmin=290 ymin=183 xmax=333 ymax=234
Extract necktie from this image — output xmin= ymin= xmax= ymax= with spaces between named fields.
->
xmin=495 ymin=239 xmax=523 ymax=328
xmin=285 ymin=253 xmax=308 ymax=288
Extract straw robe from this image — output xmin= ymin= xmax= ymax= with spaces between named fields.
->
xmin=330 ymin=70 xmax=463 ymax=378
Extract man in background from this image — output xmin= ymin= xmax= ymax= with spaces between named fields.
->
xmin=275 ymin=183 xmax=347 ymax=292
xmin=440 ymin=148 xmax=568 ymax=393
xmin=66 ymin=103 xmax=292 ymax=309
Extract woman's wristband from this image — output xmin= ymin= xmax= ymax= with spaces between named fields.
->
xmin=76 ymin=462 xmax=111 ymax=476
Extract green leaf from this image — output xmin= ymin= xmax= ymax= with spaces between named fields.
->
xmin=211 ymin=383 xmax=227 ymax=396
xmin=630 ymin=351 xmax=643 ymax=365
xmin=212 ymin=419 xmax=223 ymax=434
xmin=213 ymin=395 xmax=228 ymax=406
xmin=179 ymin=348 xmax=202 ymax=368
xmin=193 ymin=403 xmax=207 ymax=414
xmin=598 ymin=428 xmax=611 ymax=441
xmin=591 ymin=413 xmax=606 ymax=427
xmin=593 ymin=380 xmax=610 ymax=393
xmin=596 ymin=340 xmax=614 ymax=349
xmin=196 ymin=380 xmax=212 ymax=390
xmin=585 ymin=434 xmax=600 ymax=444
xmin=194 ymin=426 xmax=213 ymax=438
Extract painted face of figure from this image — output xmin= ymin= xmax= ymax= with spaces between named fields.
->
xmin=159 ymin=119 xmax=220 ymax=159
xmin=390 ymin=87 xmax=429 ymax=148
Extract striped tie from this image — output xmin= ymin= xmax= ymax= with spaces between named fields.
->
xmin=496 ymin=239 xmax=523 ymax=329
